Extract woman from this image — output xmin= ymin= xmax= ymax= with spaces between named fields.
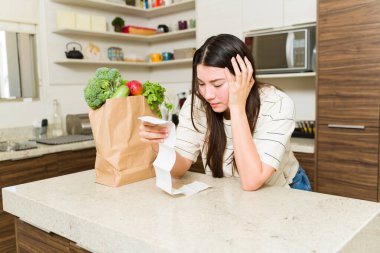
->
xmin=140 ymin=34 xmax=311 ymax=191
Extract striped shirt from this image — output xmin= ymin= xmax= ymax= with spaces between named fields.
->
xmin=175 ymin=86 xmax=299 ymax=187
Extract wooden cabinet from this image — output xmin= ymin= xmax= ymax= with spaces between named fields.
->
xmin=0 ymin=153 xmax=58 ymax=212
xmin=15 ymin=218 xmax=90 ymax=253
xmin=317 ymin=127 xmax=378 ymax=201
xmin=0 ymin=148 xmax=96 ymax=252
xmin=294 ymin=152 xmax=315 ymax=191
xmin=0 ymin=212 xmax=15 ymax=253
xmin=317 ymin=0 xmax=380 ymax=201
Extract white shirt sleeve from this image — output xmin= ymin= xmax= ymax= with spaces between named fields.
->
xmin=254 ymin=90 xmax=296 ymax=170
xmin=175 ymin=96 xmax=202 ymax=163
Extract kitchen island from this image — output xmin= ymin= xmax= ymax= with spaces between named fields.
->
xmin=3 ymin=170 xmax=379 ymax=253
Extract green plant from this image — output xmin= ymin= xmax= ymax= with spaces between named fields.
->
xmin=142 ymin=81 xmax=173 ymax=118
xmin=84 ymin=67 xmax=124 ymax=109
xmin=111 ymin=17 xmax=125 ymax=27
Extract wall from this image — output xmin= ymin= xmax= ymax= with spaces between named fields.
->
xmin=0 ymin=0 xmax=47 ymax=128
xmin=1 ymin=0 xmax=316 ymax=129
xmin=1 ymin=0 xmax=195 ymax=129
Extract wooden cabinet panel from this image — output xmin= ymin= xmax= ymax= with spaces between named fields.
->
xmin=69 ymin=242 xmax=91 ymax=253
xmin=0 ymin=148 xmax=96 ymax=252
xmin=0 ymin=212 xmax=16 ymax=253
xmin=14 ymin=218 xmax=91 ymax=253
xmin=56 ymin=148 xmax=96 ymax=176
xmin=294 ymin=152 xmax=315 ymax=190
xmin=16 ymin=218 xmax=70 ymax=252
xmin=316 ymin=126 xmax=378 ymax=201
xmin=0 ymin=153 xmax=58 ymax=211
xmin=318 ymin=0 xmax=380 ymax=127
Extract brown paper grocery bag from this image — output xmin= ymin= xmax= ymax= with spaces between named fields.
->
xmin=89 ymin=95 xmax=157 ymax=187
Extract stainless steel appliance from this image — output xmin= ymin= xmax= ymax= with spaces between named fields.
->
xmin=66 ymin=114 xmax=92 ymax=135
xmin=245 ymin=24 xmax=316 ymax=74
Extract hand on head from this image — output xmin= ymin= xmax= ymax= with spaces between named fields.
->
xmin=224 ymin=54 xmax=255 ymax=111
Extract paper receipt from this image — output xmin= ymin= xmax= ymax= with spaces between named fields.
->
xmin=139 ymin=116 xmax=210 ymax=196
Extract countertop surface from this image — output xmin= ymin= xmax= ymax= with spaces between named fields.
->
xmin=0 ymin=137 xmax=313 ymax=162
xmin=0 ymin=140 xmax=95 ymax=162
xmin=3 ymin=170 xmax=380 ymax=253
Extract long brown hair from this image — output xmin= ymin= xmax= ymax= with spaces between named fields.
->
xmin=191 ymin=34 xmax=263 ymax=177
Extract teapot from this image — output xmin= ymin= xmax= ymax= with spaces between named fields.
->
xmin=65 ymin=42 xmax=84 ymax=59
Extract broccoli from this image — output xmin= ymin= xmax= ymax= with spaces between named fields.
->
xmin=84 ymin=67 xmax=124 ymax=109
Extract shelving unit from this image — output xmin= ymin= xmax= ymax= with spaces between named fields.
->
xmin=52 ymin=0 xmax=196 ymax=72
xmin=55 ymin=58 xmax=192 ymax=67
xmin=54 ymin=28 xmax=196 ymax=43
xmin=51 ymin=0 xmax=195 ymax=17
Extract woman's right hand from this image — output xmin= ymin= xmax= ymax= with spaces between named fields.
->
xmin=139 ymin=121 xmax=169 ymax=144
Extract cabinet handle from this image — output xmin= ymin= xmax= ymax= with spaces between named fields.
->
xmin=327 ymin=124 xmax=365 ymax=129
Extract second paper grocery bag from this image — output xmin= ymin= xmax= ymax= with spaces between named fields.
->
xmin=89 ymin=95 xmax=157 ymax=187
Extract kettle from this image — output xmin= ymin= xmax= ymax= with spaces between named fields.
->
xmin=65 ymin=42 xmax=84 ymax=59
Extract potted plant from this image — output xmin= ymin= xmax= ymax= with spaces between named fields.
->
xmin=111 ymin=17 xmax=125 ymax=32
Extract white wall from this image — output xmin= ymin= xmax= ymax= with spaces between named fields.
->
xmin=1 ymin=0 xmax=316 ymax=129
xmin=1 ymin=0 xmax=195 ymax=129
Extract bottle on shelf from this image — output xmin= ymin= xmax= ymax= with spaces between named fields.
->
xmin=51 ymin=99 xmax=63 ymax=137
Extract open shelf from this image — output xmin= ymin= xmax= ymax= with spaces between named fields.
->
xmin=51 ymin=0 xmax=195 ymax=18
xmin=54 ymin=58 xmax=193 ymax=67
xmin=257 ymin=72 xmax=316 ymax=79
xmin=53 ymin=28 xmax=196 ymax=43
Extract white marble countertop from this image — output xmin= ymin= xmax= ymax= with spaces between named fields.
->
xmin=0 ymin=137 xmax=313 ymax=162
xmin=3 ymin=170 xmax=380 ymax=253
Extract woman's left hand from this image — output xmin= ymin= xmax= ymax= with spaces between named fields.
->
xmin=224 ymin=54 xmax=255 ymax=112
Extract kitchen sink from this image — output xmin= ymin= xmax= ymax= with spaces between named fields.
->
xmin=0 ymin=140 xmax=38 ymax=152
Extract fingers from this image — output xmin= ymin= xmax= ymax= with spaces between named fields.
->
xmin=231 ymin=55 xmax=254 ymax=87
xmin=236 ymin=55 xmax=248 ymax=86
xmin=139 ymin=122 xmax=168 ymax=143
xmin=231 ymin=57 xmax=242 ymax=85
xmin=244 ymin=56 xmax=254 ymax=86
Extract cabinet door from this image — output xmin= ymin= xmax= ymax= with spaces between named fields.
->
xmin=196 ymin=0 xmax=243 ymax=46
xmin=318 ymin=0 xmax=380 ymax=127
xmin=0 ymin=213 xmax=16 ymax=253
xmin=0 ymin=153 xmax=58 ymax=211
xmin=317 ymin=126 xmax=378 ymax=201
xmin=294 ymin=152 xmax=315 ymax=190
xmin=242 ymin=0 xmax=283 ymax=31
xmin=55 ymin=148 xmax=96 ymax=176
xmin=15 ymin=219 xmax=70 ymax=252
xmin=283 ymin=0 xmax=316 ymax=26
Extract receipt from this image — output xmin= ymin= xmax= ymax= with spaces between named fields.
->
xmin=139 ymin=116 xmax=210 ymax=196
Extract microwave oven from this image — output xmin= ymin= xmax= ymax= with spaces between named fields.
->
xmin=245 ymin=25 xmax=316 ymax=74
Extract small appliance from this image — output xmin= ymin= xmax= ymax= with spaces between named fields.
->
xmin=245 ymin=24 xmax=316 ymax=74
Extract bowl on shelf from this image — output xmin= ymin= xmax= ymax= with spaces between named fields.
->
xmin=107 ymin=47 xmax=124 ymax=61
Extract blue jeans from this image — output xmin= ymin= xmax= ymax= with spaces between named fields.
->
xmin=289 ymin=166 xmax=312 ymax=191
